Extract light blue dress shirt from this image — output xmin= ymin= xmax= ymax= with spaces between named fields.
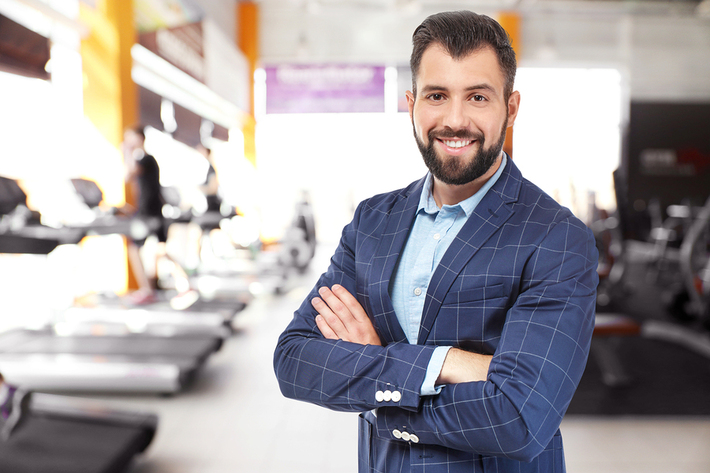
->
xmin=390 ymin=155 xmax=507 ymax=395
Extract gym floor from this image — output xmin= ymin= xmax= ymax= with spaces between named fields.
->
xmin=80 ymin=244 xmax=710 ymax=473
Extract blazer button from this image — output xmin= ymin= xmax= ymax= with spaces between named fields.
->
xmin=410 ymin=434 xmax=420 ymax=443
xmin=391 ymin=390 xmax=401 ymax=402
xmin=375 ymin=391 xmax=384 ymax=402
xmin=401 ymin=431 xmax=411 ymax=442
xmin=382 ymin=390 xmax=392 ymax=402
xmin=392 ymin=429 xmax=402 ymax=439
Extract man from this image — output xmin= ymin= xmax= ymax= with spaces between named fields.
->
xmin=274 ymin=10 xmax=598 ymax=472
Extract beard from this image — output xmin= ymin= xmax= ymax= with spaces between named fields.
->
xmin=414 ymin=115 xmax=508 ymax=186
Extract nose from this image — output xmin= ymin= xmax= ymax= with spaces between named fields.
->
xmin=442 ymin=100 xmax=469 ymax=131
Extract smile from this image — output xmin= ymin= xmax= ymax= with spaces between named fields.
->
xmin=441 ymin=139 xmax=473 ymax=149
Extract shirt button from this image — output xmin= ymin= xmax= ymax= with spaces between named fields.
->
xmin=433 ymin=233 xmax=441 ymax=240
xmin=375 ymin=391 xmax=384 ymax=402
xmin=392 ymin=429 xmax=402 ymax=439
xmin=391 ymin=391 xmax=402 ymax=402
xmin=382 ymin=390 xmax=392 ymax=402
xmin=413 ymin=287 xmax=422 ymax=296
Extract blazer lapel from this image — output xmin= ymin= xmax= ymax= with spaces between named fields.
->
xmin=417 ymin=159 xmax=523 ymax=345
xmin=368 ymin=178 xmax=424 ymax=344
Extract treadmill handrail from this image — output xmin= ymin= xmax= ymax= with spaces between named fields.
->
xmin=679 ymin=194 xmax=710 ymax=316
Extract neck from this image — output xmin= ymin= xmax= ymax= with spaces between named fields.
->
xmin=431 ymin=153 xmax=503 ymax=207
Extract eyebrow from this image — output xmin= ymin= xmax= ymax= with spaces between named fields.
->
xmin=421 ymin=83 xmax=497 ymax=95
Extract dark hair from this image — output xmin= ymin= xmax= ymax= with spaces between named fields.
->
xmin=410 ymin=11 xmax=517 ymax=100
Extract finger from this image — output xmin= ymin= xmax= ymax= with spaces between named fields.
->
xmin=331 ymin=285 xmax=369 ymax=322
xmin=318 ymin=287 xmax=356 ymax=328
xmin=327 ymin=286 xmax=381 ymax=346
xmin=315 ymin=314 xmax=338 ymax=340
xmin=311 ymin=296 xmax=349 ymax=337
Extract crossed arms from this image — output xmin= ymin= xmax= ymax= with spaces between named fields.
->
xmin=273 ymin=200 xmax=598 ymax=461
xmin=313 ymin=284 xmax=491 ymax=384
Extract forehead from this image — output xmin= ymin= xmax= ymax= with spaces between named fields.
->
xmin=416 ymin=44 xmax=506 ymax=95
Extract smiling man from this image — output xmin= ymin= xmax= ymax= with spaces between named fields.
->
xmin=409 ymin=43 xmax=516 ymax=198
xmin=274 ymin=11 xmax=598 ymax=473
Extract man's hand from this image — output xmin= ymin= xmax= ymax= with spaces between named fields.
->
xmin=312 ymin=284 xmax=382 ymax=346
xmin=437 ymin=348 xmax=492 ymax=384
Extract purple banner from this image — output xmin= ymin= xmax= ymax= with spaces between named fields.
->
xmin=265 ymin=65 xmax=386 ymax=114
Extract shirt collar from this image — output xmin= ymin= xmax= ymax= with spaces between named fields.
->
xmin=418 ymin=153 xmax=508 ymax=218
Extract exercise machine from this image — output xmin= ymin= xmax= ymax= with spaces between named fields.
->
xmin=0 ymin=381 xmax=157 ymax=473
xmin=67 ymin=178 xmax=249 ymax=330
xmin=0 ymin=176 xmax=223 ymax=394
xmin=592 ymin=100 xmax=710 ymax=365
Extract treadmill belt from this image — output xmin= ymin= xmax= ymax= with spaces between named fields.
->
xmin=0 ymin=331 xmax=220 ymax=361
xmin=95 ymin=296 xmax=247 ymax=319
xmin=0 ymin=330 xmax=221 ymax=393
xmin=181 ymin=298 xmax=247 ymax=314
xmin=0 ymin=414 xmax=153 ymax=473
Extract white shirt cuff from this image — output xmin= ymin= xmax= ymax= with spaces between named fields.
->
xmin=421 ymin=346 xmax=452 ymax=396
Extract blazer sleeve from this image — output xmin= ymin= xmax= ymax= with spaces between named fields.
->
xmin=273 ymin=200 xmax=438 ymax=413
xmin=374 ymin=216 xmax=599 ymax=462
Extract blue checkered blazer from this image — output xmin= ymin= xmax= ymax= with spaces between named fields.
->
xmin=274 ymin=158 xmax=598 ymax=472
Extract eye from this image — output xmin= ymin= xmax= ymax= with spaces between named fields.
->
xmin=427 ymin=93 xmax=445 ymax=102
xmin=471 ymin=94 xmax=487 ymax=102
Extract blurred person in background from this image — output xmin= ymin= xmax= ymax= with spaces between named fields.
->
xmin=122 ymin=125 xmax=166 ymax=304
xmin=197 ymin=144 xmax=222 ymax=213
xmin=274 ymin=11 xmax=598 ymax=473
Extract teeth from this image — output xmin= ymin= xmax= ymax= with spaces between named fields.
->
xmin=443 ymin=140 xmax=471 ymax=148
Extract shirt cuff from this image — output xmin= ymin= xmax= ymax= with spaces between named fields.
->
xmin=420 ymin=346 xmax=452 ymax=396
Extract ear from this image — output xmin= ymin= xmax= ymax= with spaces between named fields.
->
xmin=406 ymin=90 xmax=415 ymax=121
xmin=506 ymin=90 xmax=520 ymax=128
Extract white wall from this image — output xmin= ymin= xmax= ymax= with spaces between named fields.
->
xmin=203 ymin=17 xmax=251 ymax=113
xmin=522 ymin=13 xmax=710 ymax=102
xmin=254 ymin=112 xmax=427 ymax=243
xmin=258 ymin=2 xmax=710 ymax=101
xmin=194 ymin=0 xmax=236 ymax=44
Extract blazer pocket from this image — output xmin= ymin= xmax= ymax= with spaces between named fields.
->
xmin=442 ymin=284 xmax=506 ymax=306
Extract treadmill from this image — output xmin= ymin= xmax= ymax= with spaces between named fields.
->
xmin=0 ymin=176 xmax=221 ymax=394
xmin=64 ymin=178 xmax=249 ymax=333
xmin=156 ymin=181 xmax=286 ymax=298
xmin=192 ymin=194 xmax=319 ymax=296
xmin=0 ymin=391 xmax=157 ymax=473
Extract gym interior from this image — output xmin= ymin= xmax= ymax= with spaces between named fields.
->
xmin=1 ymin=1 xmax=709 ymax=472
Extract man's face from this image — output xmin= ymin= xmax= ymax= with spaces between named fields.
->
xmin=407 ymin=44 xmax=519 ymax=186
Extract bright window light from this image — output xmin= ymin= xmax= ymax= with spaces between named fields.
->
xmin=255 ymin=112 xmax=425 ymax=243
xmin=513 ymin=68 xmax=623 ymax=224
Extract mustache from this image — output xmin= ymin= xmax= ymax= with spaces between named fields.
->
xmin=429 ymin=127 xmax=484 ymax=142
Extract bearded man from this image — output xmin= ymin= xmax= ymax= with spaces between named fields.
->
xmin=274 ymin=10 xmax=598 ymax=473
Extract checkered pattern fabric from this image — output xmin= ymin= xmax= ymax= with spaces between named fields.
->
xmin=274 ymin=158 xmax=598 ymax=472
